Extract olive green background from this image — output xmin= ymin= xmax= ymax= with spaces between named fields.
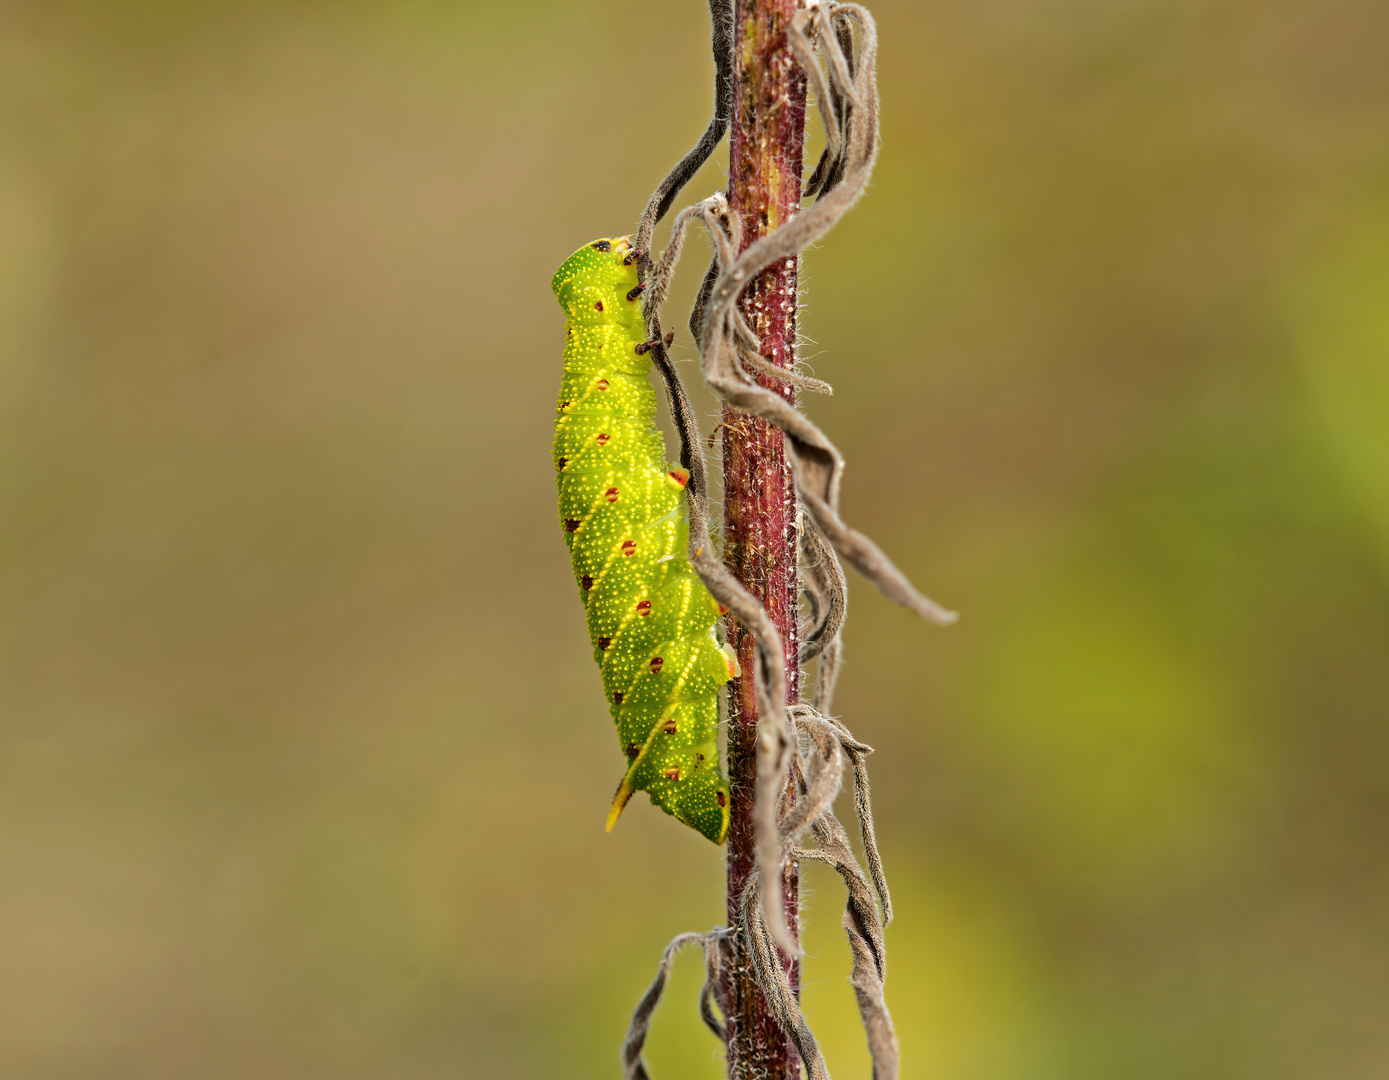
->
xmin=2 ymin=1 xmax=1387 ymax=1077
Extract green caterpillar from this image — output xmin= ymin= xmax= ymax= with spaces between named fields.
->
xmin=551 ymin=235 xmax=735 ymax=844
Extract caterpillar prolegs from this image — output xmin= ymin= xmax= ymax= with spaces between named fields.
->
xmin=551 ymin=236 xmax=736 ymax=844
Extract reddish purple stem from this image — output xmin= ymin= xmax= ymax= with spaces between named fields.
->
xmin=719 ymin=1 xmax=807 ymax=1076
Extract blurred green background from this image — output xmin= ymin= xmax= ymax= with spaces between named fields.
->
xmin=2 ymin=0 xmax=1388 ymax=1076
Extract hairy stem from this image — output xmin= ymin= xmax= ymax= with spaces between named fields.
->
xmin=720 ymin=0 xmax=807 ymax=1076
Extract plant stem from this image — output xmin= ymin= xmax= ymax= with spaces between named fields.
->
xmin=721 ymin=0 xmax=806 ymax=1076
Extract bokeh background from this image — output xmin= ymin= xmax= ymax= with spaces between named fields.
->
xmin=3 ymin=0 xmax=1388 ymax=1076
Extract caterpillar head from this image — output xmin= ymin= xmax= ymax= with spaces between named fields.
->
xmin=551 ymin=236 xmax=645 ymax=335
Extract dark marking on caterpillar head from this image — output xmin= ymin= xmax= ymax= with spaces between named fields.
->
xmin=635 ymin=600 xmax=652 ymax=616
xmin=622 ymin=248 xmax=644 ymax=266
xmin=634 ymin=341 xmax=653 ymax=356
xmin=591 ymin=240 xmax=612 ymax=252
xmin=626 ymin=284 xmax=645 ymax=302
xmin=604 ymin=487 xmax=619 ymax=503
xmin=597 ymin=636 xmax=610 ymax=650
xmin=661 ymin=718 xmax=677 ymax=734
xmin=594 ymin=301 xmax=604 ymax=312
xmin=716 ymin=791 xmax=727 ymax=808
xmin=564 ymin=519 xmax=581 ymax=532
xmin=668 ymin=467 xmax=690 ymax=488
xmin=580 ymin=575 xmax=594 ymax=591
xmin=620 ymin=540 xmax=636 ymax=557
xmin=595 ymin=432 xmax=610 ymax=446
xmin=662 ymin=767 xmax=681 ymax=781
xmin=649 ymin=657 xmax=664 ymax=674
xmin=614 ymin=692 xmax=624 ymax=705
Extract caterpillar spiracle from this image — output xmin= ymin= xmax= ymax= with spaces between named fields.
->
xmin=551 ymin=236 xmax=735 ymax=844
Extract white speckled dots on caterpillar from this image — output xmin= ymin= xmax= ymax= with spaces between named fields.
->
xmin=551 ymin=236 xmax=736 ymax=844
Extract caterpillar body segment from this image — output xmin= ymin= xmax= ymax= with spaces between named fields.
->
xmin=551 ymin=236 xmax=733 ymax=844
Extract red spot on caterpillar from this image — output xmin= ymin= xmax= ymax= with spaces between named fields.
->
xmin=597 ymin=637 xmax=610 ymax=650
xmin=594 ymin=301 xmax=604 ymax=312
xmin=595 ymin=378 xmax=609 ymax=391
xmin=716 ymin=791 xmax=727 ymax=808
xmin=620 ymin=540 xmax=636 ymax=556
xmin=661 ymin=767 xmax=681 ymax=781
xmin=661 ymin=718 xmax=677 ymax=734
xmin=559 ymin=401 xmax=570 ymax=410
xmin=556 ymin=457 xmax=567 ymax=470
xmin=635 ymin=600 xmax=652 ymax=616
xmin=595 ymin=432 xmax=610 ymax=446
xmin=580 ymin=575 xmax=594 ymax=591
xmin=625 ymin=742 xmax=639 ymax=757
xmin=604 ymin=487 xmax=619 ymax=503
xmin=718 ymin=603 xmax=729 ymax=614
xmin=649 ymin=657 xmax=664 ymax=674
xmin=564 ymin=519 xmax=580 ymax=532
xmin=668 ymin=467 xmax=690 ymax=488
xmin=614 ymin=692 xmax=624 ymax=704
